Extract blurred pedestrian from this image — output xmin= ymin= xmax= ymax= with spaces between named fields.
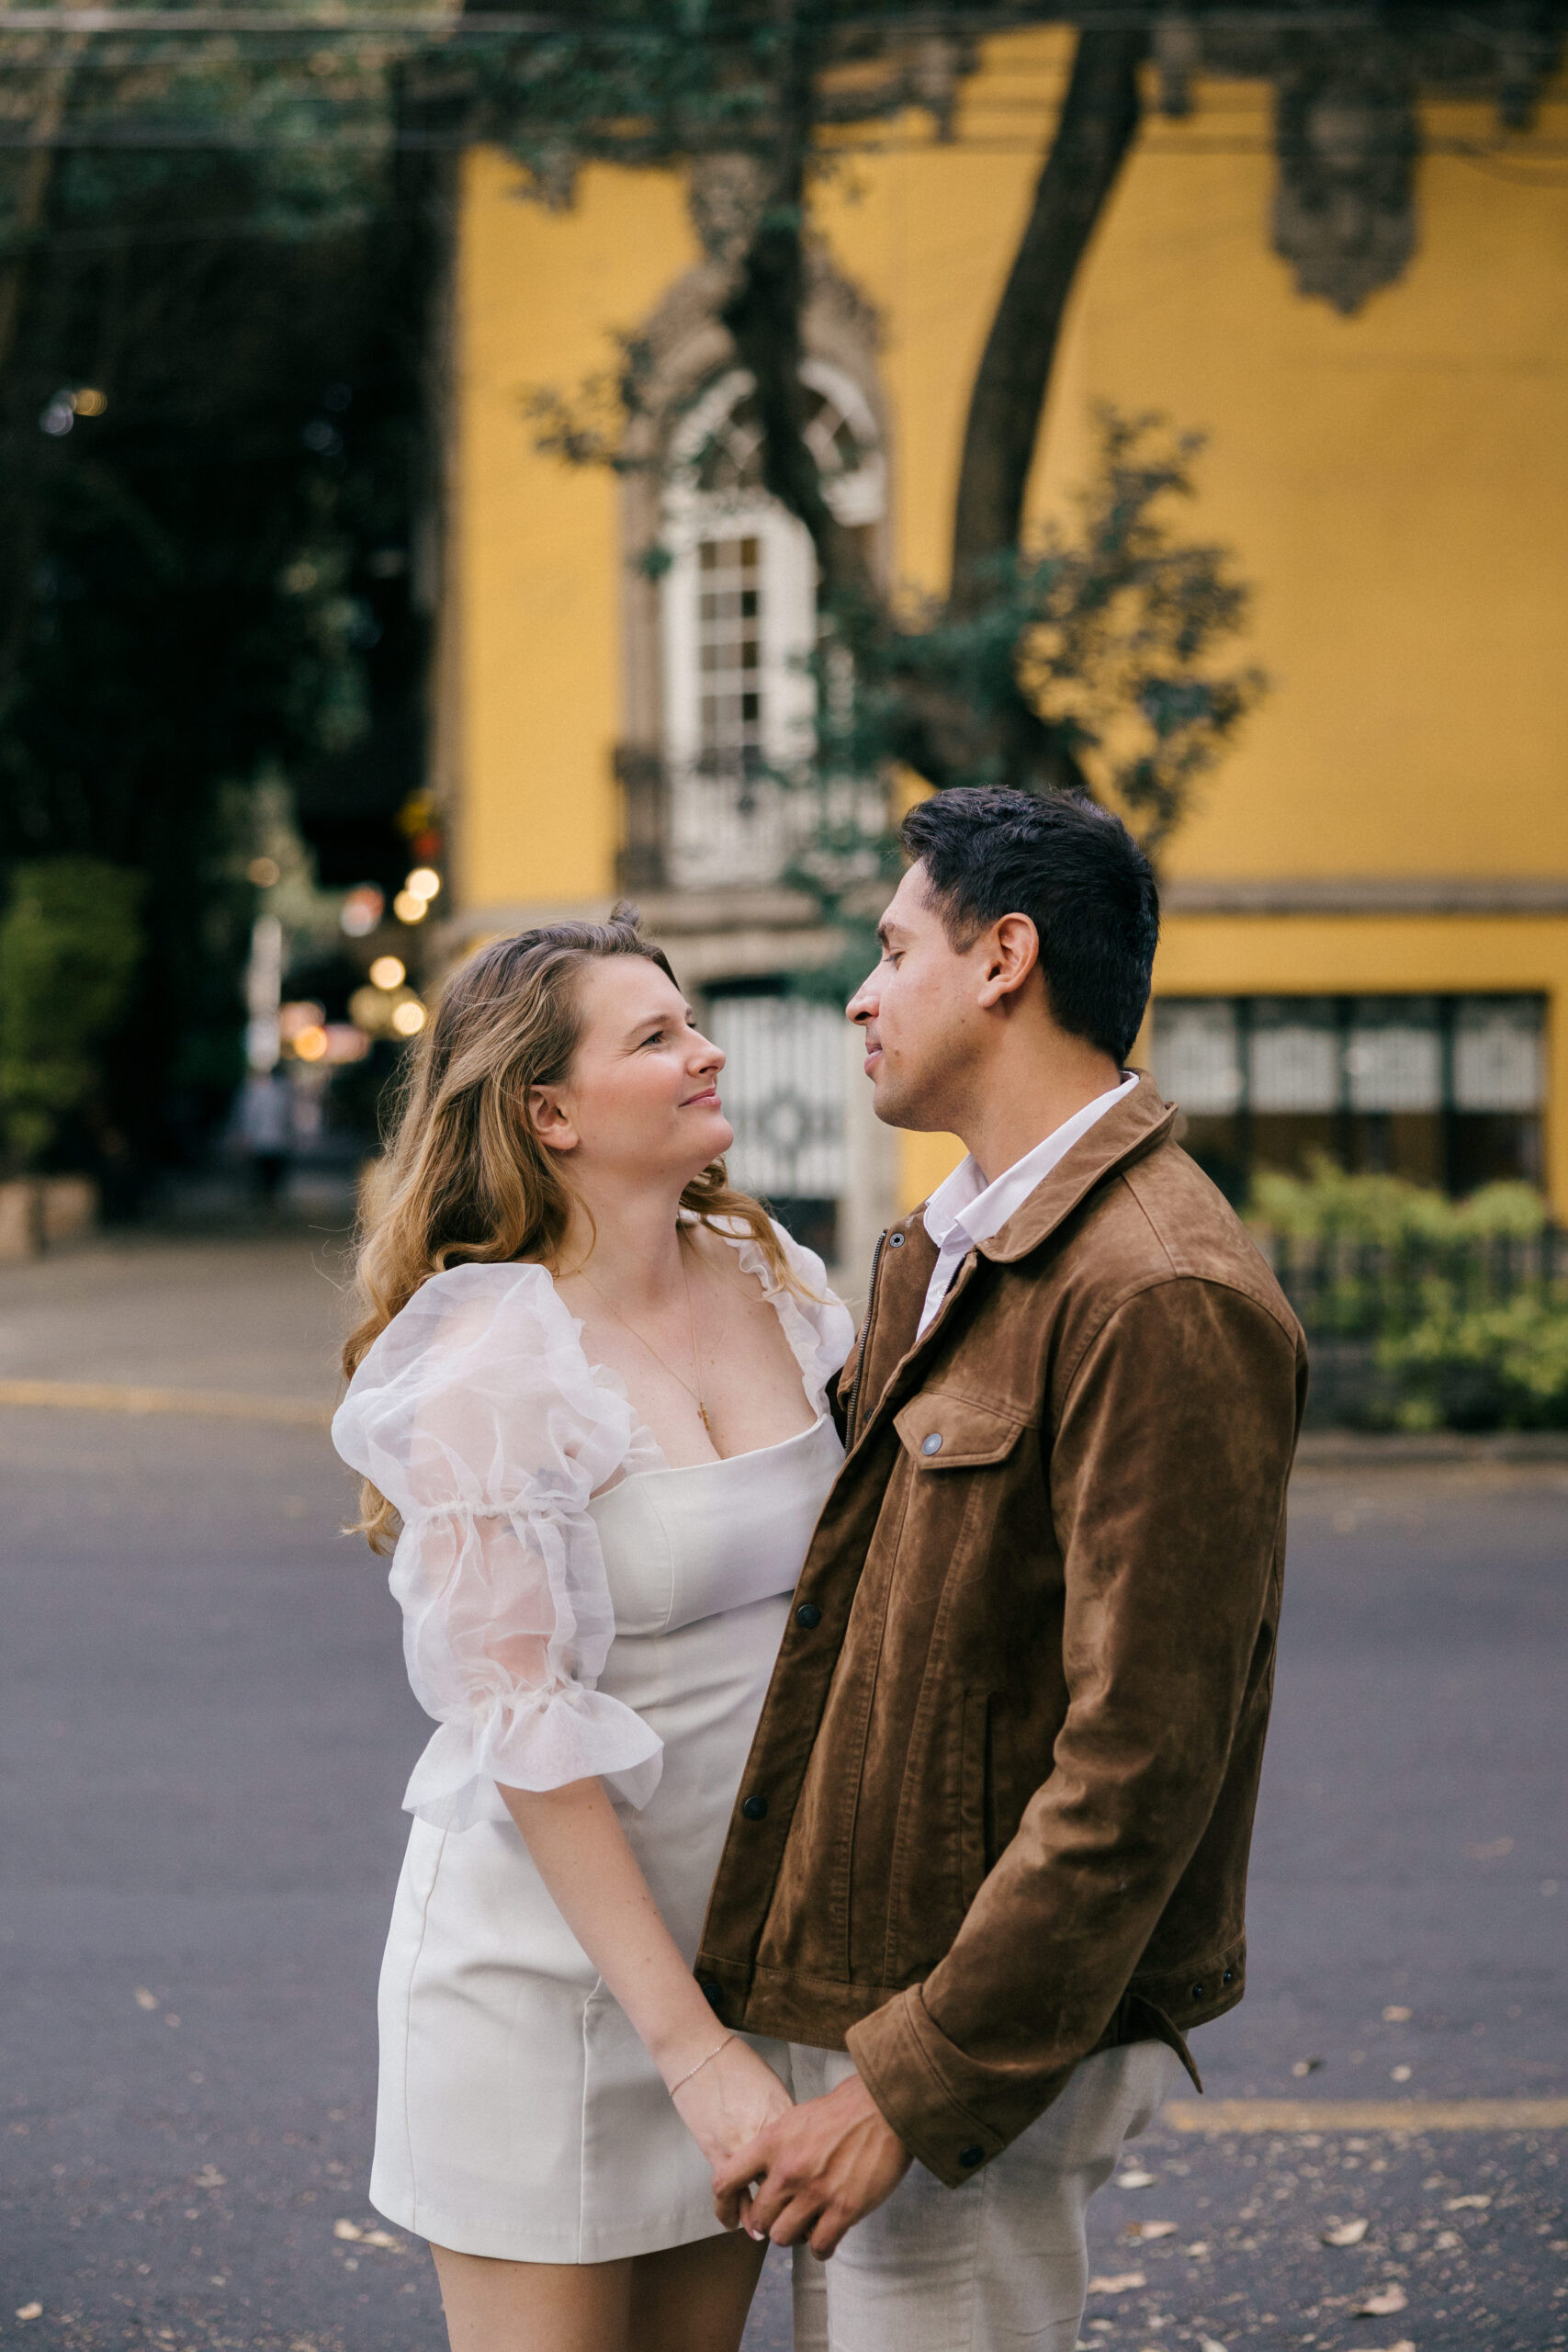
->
xmin=239 ymin=1067 xmax=292 ymax=1206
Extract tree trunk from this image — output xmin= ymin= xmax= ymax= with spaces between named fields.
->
xmin=718 ymin=5 xmax=874 ymax=612
xmin=949 ymin=28 xmax=1145 ymax=614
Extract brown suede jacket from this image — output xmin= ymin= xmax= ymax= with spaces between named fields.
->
xmin=695 ymin=1077 xmax=1307 ymax=2187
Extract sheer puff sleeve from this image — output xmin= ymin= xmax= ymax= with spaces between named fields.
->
xmin=332 ymin=1261 xmax=663 ymax=1832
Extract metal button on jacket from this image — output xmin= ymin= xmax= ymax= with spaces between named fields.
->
xmin=795 ymin=1601 xmax=823 ymax=1630
xmin=886 ymin=1232 xmax=905 ymax=1248
xmin=741 ymin=1794 xmax=768 ymax=1822
xmin=921 ymin=1431 xmax=943 ymax=1455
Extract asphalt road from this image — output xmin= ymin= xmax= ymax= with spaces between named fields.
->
xmin=1 ymin=1235 xmax=1564 ymax=2352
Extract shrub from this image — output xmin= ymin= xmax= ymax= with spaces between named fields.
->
xmin=1249 ymin=1154 xmax=1545 ymax=1249
xmin=1379 ymin=1295 xmax=1568 ymax=1432
xmin=0 ymin=859 xmax=144 ymax=1171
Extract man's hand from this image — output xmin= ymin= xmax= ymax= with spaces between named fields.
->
xmin=712 ymin=2070 xmax=912 ymax=2258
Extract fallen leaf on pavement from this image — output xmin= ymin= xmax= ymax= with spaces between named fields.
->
xmin=192 ymin=2166 xmax=226 ymax=2190
xmin=333 ymin=2220 xmax=363 ymax=2242
xmin=1292 ymin=2057 xmax=1325 ymax=2077
xmin=1464 ymin=1838 xmax=1513 ymax=1860
xmin=1346 ymin=2342 xmax=1414 ymax=2352
xmin=1446 ymin=2193 xmax=1490 ymax=2210
xmin=1322 ymin=2218 xmax=1370 ymax=2246
xmin=132 ymin=1988 xmax=158 ymax=2011
xmin=1123 ymin=2220 xmax=1177 ymax=2241
xmin=1116 ymin=2168 xmax=1156 ymax=2188
xmin=1433 ymin=2230 xmax=1460 ymax=2250
xmin=1390 ymin=2064 xmax=1413 ymax=2083
xmin=15 ymin=2306 xmax=42 ymax=2324
xmin=1199 ymin=2337 xmax=1228 ymax=2352
xmin=1086 ymin=2271 xmax=1145 ymax=2295
xmin=361 ymin=2230 xmax=400 ymax=2249
xmin=1382 ymin=2006 xmax=1412 ymax=2022
xmin=1355 ymin=2284 xmax=1408 ymax=2315
xmin=1185 ymin=2241 xmax=1210 ymax=2257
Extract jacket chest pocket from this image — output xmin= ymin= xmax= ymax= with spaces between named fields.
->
xmin=892 ymin=1391 xmax=1032 ymax=1470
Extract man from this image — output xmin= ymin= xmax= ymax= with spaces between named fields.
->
xmin=696 ymin=788 xmax=1307 ymax=2350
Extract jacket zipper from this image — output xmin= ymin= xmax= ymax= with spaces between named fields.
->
xmin=845 ymin=1227 xmax=888 ymax=1450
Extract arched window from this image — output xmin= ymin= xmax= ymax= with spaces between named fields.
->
xmin=660 ymin=360 xmax=884 ymax=889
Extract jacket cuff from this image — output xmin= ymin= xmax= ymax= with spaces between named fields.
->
xmin=844 ymin=1988 xmax=1009 ymax=2190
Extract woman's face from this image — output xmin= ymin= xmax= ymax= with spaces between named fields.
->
xmin=527 ymin=956 xmax=732 ymax=1188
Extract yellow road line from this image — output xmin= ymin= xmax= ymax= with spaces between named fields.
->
xmin=1165 ymin=2098 xmax=1568 ymax=2133
xmin=0 ymin=1377 xmax=333 ymax=1430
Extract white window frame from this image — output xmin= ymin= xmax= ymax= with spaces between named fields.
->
xmin=660 ymin=361 xmax=884 ymax=890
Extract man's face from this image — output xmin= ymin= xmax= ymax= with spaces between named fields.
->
xmin=847 ymin=861 xmax=987 ymax=1131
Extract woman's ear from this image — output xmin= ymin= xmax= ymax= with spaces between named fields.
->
xmin=526 ymin=1084 xmax=579 ymax=1156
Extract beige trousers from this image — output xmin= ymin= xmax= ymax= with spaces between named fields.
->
xmin=786 ymin=2040 xmax=1182 ymax=2352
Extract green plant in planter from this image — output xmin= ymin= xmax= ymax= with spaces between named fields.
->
xmin=0 ymin=859 xmax=144 ymax=1171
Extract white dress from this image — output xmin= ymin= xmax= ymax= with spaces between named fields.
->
xmin=332 ymin=1222 xmax=853 ymax=2264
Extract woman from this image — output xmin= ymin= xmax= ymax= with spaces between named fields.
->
xmin=333 ymin=908 xmax=854 ymax=2352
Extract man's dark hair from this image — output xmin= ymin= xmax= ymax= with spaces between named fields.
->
xmin=899 ymin=788 xmax=1159 ymax=1065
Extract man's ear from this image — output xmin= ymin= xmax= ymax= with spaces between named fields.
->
xmin=975 ymin=913 xmax=1041 ymax=1011
xmin=526 ymin=1084 xmax=579 ymax=1156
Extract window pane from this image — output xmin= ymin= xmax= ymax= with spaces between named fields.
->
xmin=1152 ymin=1001 xmax=1241 ymax=1114
xmin=1250 ymin=999 xmax=1339 ymax=1113
xmin=1346 ymin=995 xmax=1441 ymax=1111
xmin=1453 ymin=998 xmax=1543 ymax=1112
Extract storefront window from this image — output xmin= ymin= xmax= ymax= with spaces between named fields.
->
xmin=1151 ymin=993 xmax=1545 ymax=1199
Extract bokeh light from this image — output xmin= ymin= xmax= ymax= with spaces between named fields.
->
xmin=392 ymin=890 xmax=428 ymax=924
xmin=391 ymin=1000 xmax=427 ymax=1037
xmin=340 ymin=885 xmax=384 ymax=939
xmin=405 ymin=867 xmax=442 ymax=902
xmin=368 ymin=955 xmax=405 ymax=989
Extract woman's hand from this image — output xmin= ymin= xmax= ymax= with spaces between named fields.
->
xmin=671 ymin=2035 xmax=794 ymax=2191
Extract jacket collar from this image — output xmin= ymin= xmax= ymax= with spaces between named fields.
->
xmin=976 ymin=1071 xmax=1177 ymax=1265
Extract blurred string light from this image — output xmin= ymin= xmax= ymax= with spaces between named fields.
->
xmin=368 ymin=954 xmax=405 ymax=989
xmin=391 ymin=1000 xmax=426 ymax=1037
xmin=247 ymin=854 xmax=281 ymax=888
xmin=405 ymin=866 xmax=441 ymax=901
xmin=340 ymin=883 xmax=384 ymax=938
xmin=392 ymin=889 xmax=426 ymax=923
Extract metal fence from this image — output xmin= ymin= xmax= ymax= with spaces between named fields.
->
xmin=1258 ymin=1226 xmax=1568 ymax=1342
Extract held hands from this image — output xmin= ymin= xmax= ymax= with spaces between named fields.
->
xmin=669 ymin=2034 xmax=794 ymax=2191
xmin=712 ymin=2070 xmax=911 ymax=2259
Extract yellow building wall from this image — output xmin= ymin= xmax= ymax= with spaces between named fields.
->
xmin=452 ymin=150 xmax=699 ymax=910
xmin=453 ymin=34 xmax=1568 ymax=1216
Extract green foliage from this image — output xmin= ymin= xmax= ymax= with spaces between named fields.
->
xmin=1249 ymin=1153 xmax=1546 ymax=1249
xmin=1378 ymin=1295 xmax=1568 ymax=1433
xmin=809 ymin=409 xmax=1263 ymax=859
xmin=0 ymin=858 xmax=143 ymax=1169
xmin=1 ymin=32 xmax=432 ymax=1182
xmin=1248 ymin=1153 xmax=1568 ymax=1429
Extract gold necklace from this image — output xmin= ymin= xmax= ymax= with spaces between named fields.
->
xmin=578 ymin=1229 xmax=713 ymax=1436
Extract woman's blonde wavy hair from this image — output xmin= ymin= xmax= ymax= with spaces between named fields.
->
xmin=343 ymin=903 xmax=801 ymax=1551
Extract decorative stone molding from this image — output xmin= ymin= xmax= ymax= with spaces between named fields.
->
xmin=1271 ymin=38 xmax=1418 ymax=316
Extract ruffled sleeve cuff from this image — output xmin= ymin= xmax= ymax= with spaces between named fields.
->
xmin=403 ymin=1685 xmax=664 ymax=1831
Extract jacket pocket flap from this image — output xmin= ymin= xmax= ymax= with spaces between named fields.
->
xmin=894 ymin=1392 xmax=1030 ymax=1468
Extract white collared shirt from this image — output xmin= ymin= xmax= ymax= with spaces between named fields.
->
xmin=916 ymin=1074 xmax=1138 ymax=1340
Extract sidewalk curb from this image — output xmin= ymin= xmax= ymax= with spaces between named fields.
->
xmin=1295 ymin=1430 xmax=1568 ymax=1467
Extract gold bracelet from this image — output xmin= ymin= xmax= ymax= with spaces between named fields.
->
xmin=668 ymin=2032 xmax=736 ymax=2097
